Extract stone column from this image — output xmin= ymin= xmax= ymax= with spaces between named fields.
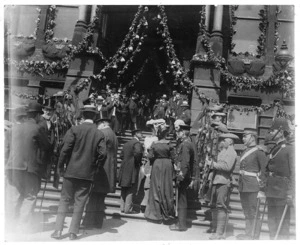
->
xmin=210 ymin=5 xmax=223 ymax=56
xmin=72 ymin=5 xmax=89 ymax=45
xmin=195 ymin=5 xmax=211 ymax=54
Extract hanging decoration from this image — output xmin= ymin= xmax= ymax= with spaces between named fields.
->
xmin=229 ymin=5 xmax=238 ymax=52
xmin=257 ymin=6 xmax=268 ymax=57
xmin=91 ymin=5 xmax=147 ymax=83
xmin=194 ymin=8 xmax=294 ymax=98
xmin=44 ymin=5 xmax=57 ymax=42
xmin=5 ymin=5 xmax=106 ymax=77
xmin=274 ymin=6 xmax=281 ymax=53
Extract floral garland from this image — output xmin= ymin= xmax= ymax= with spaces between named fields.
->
xmin=5 ymin=5 xmax=106 ymax=77
xmin=6 ymin=7 xmax=41 ymax=40
xmin=274 ymin=6 xmax=281 ymax=53
xmin=223 ymin=101 xmax=294 ymax=121
xmin=229 ymin=5 xmax=238 ymax=52
xmin=257 ymin=6 xmax=268 ymax=57
xmin=194 ymin=13 xmax=294 ymax=98
xmin=91 ymin=5 xmax=147 ymax=82
xmin=44 ymin=5 xmax=57 ymax=42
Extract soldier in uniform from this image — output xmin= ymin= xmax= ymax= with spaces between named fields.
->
xmin=51 ymin=105 xmax=106 ymax=240
xmin=236 ymin=128 xmax=268 ymax=240
xmin=265 ymin=118 xmax=294 ymax=239
xmin=207 ymin=133 xmax=239 ymax=239
xmin=169 ymin=124 xmax=195 ymax=231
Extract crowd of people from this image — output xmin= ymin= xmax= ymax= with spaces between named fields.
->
xmin=4 ymin=90 xmax=295 ymax=241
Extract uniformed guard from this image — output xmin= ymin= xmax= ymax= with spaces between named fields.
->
xmin=208 ymin=133 xmax=239 ymax=239
xmin=169 ymin=124 xmax=195 ymax=231
xmin=236 ymin=128 xmax=268 ymax=240
xmin=265 ymin=118 xmax=294 ymax=239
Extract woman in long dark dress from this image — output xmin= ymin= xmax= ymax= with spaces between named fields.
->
xmin=144 ymin=124 xmax=176 ymax=222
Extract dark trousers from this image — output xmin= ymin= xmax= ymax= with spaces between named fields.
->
xmin=240 ymin=192 xmax=258 ymax=236
xmin=211 ymin=184 xmax=229 ymax=210
xmin=177 ymin=184 xmax=188 ymax=229
xmin=54 ymin=178 xmax=92 ymax=234
xmin=5 ymin=170 xmax=40 ymax=227
xmin=267 ymin=197 xmax=290 ymax=239
xmin=119 ymin=113 xmax=129 ymax=133
xmin=82 ymin=192 xmax=106 ymax=228
xmin=120 ymin=184 xmax=137 ymax=213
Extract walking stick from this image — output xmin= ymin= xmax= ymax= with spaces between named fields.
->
xmin=274 ymin=204 xmax=289 ymax=240
xmin=39 ymin=179 xmax=48 ymax=212
xmin=223 ymin=186 xmax=233 ymax=236
xmin=175 ymin=183 xmax=179 ymax=217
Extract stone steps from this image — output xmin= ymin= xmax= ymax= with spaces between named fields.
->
xmin=34 ymin=130 xmax=296 ymax=238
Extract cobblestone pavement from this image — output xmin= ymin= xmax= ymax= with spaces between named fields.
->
xmin=4 ymin=213 xmax=274 ymax=242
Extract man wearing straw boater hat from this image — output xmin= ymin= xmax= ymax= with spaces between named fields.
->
xmin=236 ymin=128 xmax=267 ymax=240
xmin=82 ymin=113 xmax=118 ymax=229
xmin=51 ymin=105 xmax=106 ymax=240
xmin=5 ymin=101 xmax=51 ymax=233
xmin=265 ymin=118 xmax=294 ymax=240
xmin=206 ymin=133 xmax=239 ymax=239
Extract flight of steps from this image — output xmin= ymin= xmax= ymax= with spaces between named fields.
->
xmin=35 ymin=130 xmax=295 ymax=238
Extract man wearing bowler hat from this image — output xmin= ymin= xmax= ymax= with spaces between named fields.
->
xmin=265 ymin=118 xmax=294 ymax=239
xmin=82 ymin=113 xmax=118 ymax=229
xmin=51 ymin=105 xmax=106 ymax=240
xmin=118 ymin=129 xmax=144 ymax=214
xmin=236 ymin=128 xmax=267 ymax=240
xmin=206 ymin=133 xmax=239 ymax=239
xmin=170 ymin=124 xmax=195 ymax=231
xmin=5 ymin=101 xmax=51 ymax=232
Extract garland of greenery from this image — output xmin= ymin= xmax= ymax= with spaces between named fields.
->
xmin=44 ymin=5 xmax=57 ymax=42
xmin=5 ymin=5 xmax=106 ymax=77
xmin=91 ymin=6 xmax=146 ymax=82
xmin=257 ymin=6 xmax=268 ymax=56
xmin=229 ymin=5 xmax=238 ymax=52
xmin=274 ymin=6 xmax=281 ymax=53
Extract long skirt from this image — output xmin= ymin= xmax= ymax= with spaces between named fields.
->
xmin=144 ymin=159 xmax=175 ymax=221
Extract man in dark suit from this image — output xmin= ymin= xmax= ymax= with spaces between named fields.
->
xmin=5 ymin=102 xmax=51 ymax=232
xmin=265 ymin=118 xmax=294 ymax=239
xmin=236 ymin=128 xmax=267 ymax=240
xmin=82 ymin=114 xmax=118 ymax=229
xmin=118 ymin=129 xmax=144 ymax=214
xmin=170 ymin=124 xmax=195 ymax=231
xmin=51 ymin=105 xmax=106 ymax=240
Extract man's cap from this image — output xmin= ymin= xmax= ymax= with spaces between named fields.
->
xmin=53 ymin=91 xmax=64 ymax=97
xmin=14 ymin=106 xmax=28 ymax=117
xmin=243 ymin=128 xmax=258 ymax=136
xmin=174 ymin=119 xmax=185 ymax=128
xmin=99 ymin=89 xmax=107 ymax=95
xmin=211 ymin=112 xmax=226 ymax=117
xmin=95 ymin=113 xmax=111 ymax=123
xmin=162 ymin=94 xmax=167 ymax=99
xmin=270 ymin=118 xmax=290 ymax=132
xmin=210 ymin=121 xmax=229 ymax=133
xmin=179 ymin=124 xmax=191 ymax=131
xmin=207 ymin=104 xmax=223 ymax=112
xmin=27 ymin=101 xmax=44 ymax=114
xmin=132 ymin=128 xmax=143 ymax=135
xmin=42 ymin=99 xmax=54 ymax=110
xmin=264 ymin=134 xmax=277 ymax=145
xmin=82 ymin=105 xmax=96 ymax=113
xmin=180 ymin=101 xmax=189 ymax=107
xmin=219 ymin=133 xmax=240 ymax=141
xmin=96 ymin=95 xmax=104 ymax=101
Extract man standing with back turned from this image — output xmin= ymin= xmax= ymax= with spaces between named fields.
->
xmin=51 ymin=105 xmax=106 ymax=240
